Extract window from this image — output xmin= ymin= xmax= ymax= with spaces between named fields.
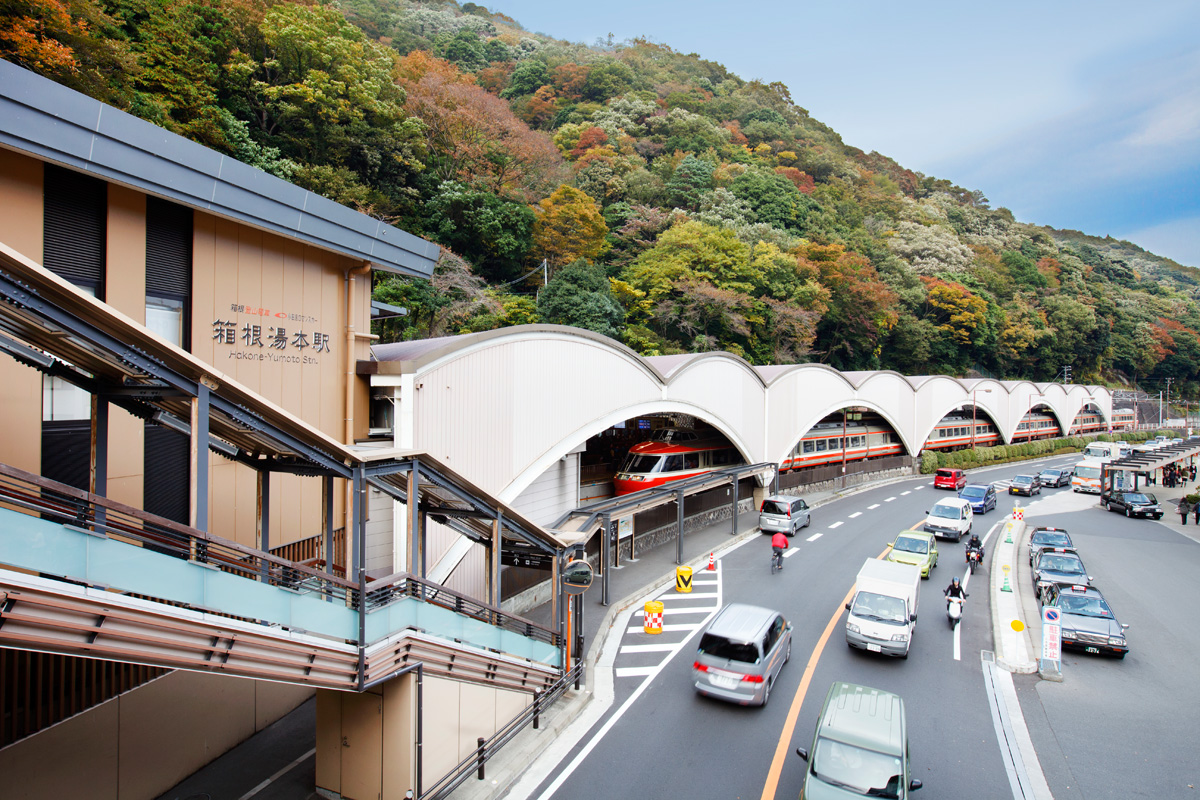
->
xmin=803 ymin=441 xmax=814 ymax=454
xmin=816 ymin=440 xmax=827 ymax=452
xmin=683 ymin=452 xmax=699 ymax=470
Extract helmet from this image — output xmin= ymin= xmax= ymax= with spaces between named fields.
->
xmin=952 ymin=577 xmax=960 ymax=585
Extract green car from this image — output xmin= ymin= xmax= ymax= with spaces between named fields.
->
xmin=886 ymin=532 xmax=938 ymax=579
xmin=795 ymin=682 xmax=923 ymax=798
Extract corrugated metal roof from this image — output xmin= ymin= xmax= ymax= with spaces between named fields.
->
xmin=0 ymin=60 xmax=438 ymax=279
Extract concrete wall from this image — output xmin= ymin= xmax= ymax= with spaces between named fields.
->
xmin=0 ymin=671 xmax=312 ymax=800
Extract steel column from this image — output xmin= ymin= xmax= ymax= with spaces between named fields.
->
xmin=193 ymin=383 xmax=210 ymax=532
xmin=676 ymin=488 xmax=684 ymax=564
xmin=91 ymin=394 xmax=108 ymax=531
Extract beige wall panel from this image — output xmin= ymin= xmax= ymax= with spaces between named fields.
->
xmin=456 ymin=682 xmax=497 ymax=762
xmin=422 ymin=676 xmax=462 ymax=782
xmin=0 ymin=150 xmax=45 ymax=473
xmin=108 ymin=407 xmax=145 ymax=509
xmin=255 ymin=680 xmax=314 ymax=729
xmin=192 ymin=213 xmax=217 ymax=354
xmin=444 ymin=539 xmax=486 ymax=598
xmin=315 ymin=689 xmax=344 ymax=793
xmin=118 ymin=671 xmax=258 ymax=799
xmin=493 ymin=687 xmax=531 ymax=729
xmin=105 ymin=184 xmax=146 ymax=319
xmin=0 ymin=356 xmax=42 ymax=472
xmin=0 ymin=696 xmax=120 ymax=800
xmin=383 ymin=672 xmax=417 ymax=799
xmin=211 ymin=459 xmax=239 ymax=541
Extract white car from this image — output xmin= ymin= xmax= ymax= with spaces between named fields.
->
xmin=922 ymin=497 xmax=973 ymax=541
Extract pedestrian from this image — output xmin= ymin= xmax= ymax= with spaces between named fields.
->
xmin=1191 ymin=464 xmax=1196 ymax=482
xmin=1178 ymin=498 xmax=1191 ymax=525
xmin=1193 ymin=501 xmax=1199 ymax=526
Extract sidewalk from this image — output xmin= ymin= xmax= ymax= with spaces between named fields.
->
xmin=448 ymin=477 xmax=895 ymax=800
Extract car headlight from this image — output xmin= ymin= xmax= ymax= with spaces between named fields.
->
xmin=846 ymin=623 xmax=860 ymax=634
xmin=1061 ymin=629 xmax=1076 ymax=640
xmin=891 ymin=633 xmax=909 ymax=642
xmin=1108 ymin=636 xmax=1126 ymax=646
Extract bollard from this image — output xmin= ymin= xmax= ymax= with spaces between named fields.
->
xmin=476 ymin=737 xmax=486 ymax=780
xmin=675 ymin=565 xmax=693 ymax=593
xmin=644 ymin=600 xmax=664 ymax=634
xmin=532 ymin=691 xmax=541 ymax=729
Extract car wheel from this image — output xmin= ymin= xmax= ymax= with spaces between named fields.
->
xmin=804 ymin=516 xmax=811 ymax=529
xmin=1106 ymin=501 xmax=1113 ymax=511
xmin=762 ymin=677 xmax=771 ymax=706
xmin=1125 ymin=507 xmax=1131 ymax=518
xmin=785 ymin=638 xmax=792 ymax=664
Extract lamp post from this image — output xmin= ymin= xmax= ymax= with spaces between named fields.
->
xmin=972 ymin=388 xmax=993 ymax=449
xmin=1021 ymin=392 xmax=1045 ymax=443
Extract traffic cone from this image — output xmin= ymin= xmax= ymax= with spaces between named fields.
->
xmin=1001 ymin=565 xmax=1013 ymax=592
xmin=707 ymin=552 xmax=715 ymax=571
xmin=1005 ymin=524 xmax=1013 ymax=544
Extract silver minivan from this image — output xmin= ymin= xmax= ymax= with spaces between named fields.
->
xmin=692 ymin=603 xmax=791 ymax=706
xmin=759 ymin=494 xmax=811 ymax=536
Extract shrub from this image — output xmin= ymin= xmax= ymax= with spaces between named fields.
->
xmin=920 ymin=451 xmax=939 ymax=474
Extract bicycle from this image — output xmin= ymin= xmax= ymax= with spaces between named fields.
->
xmin=772 ymin=546 xmax=784 ymax=573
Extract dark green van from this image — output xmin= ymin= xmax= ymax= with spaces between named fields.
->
xmin=795 ymin=682 xmax=922 ymax=799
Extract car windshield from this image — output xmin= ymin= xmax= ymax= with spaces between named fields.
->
xmin=1032 ymin=532 xmax=1071 ymax=548
xmin=1040 ymin=555 xmax=1085 ymax=574
xmin=812 ymin=738 xmax=904 ymax=798
xmin=1059 ymin=594 xmax=1113 ymax=617
xmin=894 ymin=537 xmax=928 ymax=554
xmin=1013 ymin=476 xmax=1032 ymax=485
xmin=1125 ymin=493 xmax=1151 ymax=504
xmin=851 ymin=591 xmax=908 ymax=624
xmin=960 ymin=486 xmax=985 ymax=499
xmin=1040 ymin=471 xmax=1059 ymax=479
xmin=929 ymin=504 xmax=960 ymax=519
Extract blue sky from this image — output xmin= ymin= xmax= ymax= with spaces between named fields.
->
xmin=492 ymin=0 xmax=1200 ymax=267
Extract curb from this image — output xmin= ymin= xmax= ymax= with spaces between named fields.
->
xmin=989 ymin=515 xmax=1038 ymax=674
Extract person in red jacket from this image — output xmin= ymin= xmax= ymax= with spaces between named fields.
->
xmin=771 ymin=531 xmax=789 ymax=570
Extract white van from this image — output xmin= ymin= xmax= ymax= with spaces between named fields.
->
xmin=845 ymin=559 xmax=921 ymax=658
xmin=922 ymin=497 xmax=973 ymax=541
xmin=1071 ymin=459 xmax=1105 ymax=493
xmin=1082 ymin=442 xmax=1119 ymax=461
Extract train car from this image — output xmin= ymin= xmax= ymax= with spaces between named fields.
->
xmin=780 ymin=422 xmax=904 ymax=471
xmin=923 ymin=416 xmax=1001 ymax=450
xmin=613 ymin=429 xmax=745 ymax=495
xmin=1011 ymin=412 xmax=1061 ymax=442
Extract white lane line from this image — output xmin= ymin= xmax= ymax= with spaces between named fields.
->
xmin=239 ymin=748 xmax=316 ymax=800
xmin=901 ymin=490 xmax=911 ymax=496
xmin=614 ymin=666 xmax=657 ymax=678
xmin=849 ymin=512 xmax=862 ymax=518
xmin=915 ymin=485 xmax=924 ymax=490
xmin=868 ymin=503 xmax=880 ymax=510
xmin=807 ymin=533 xmax=823 ymax=542
xmin=828 ymin=521 xmax=843 ymax=529
xmin=783 ymin=547 xmax=802 ymax=558
xmin=953 ymin=620 xmax=962 ymax=661
xmin=652 ymin=590 xmax=719 ymax=600
xmin=634 ymin=607 xmax=715 ymax=618
xmin=885 ymin=496 xmax=897 ymax=502
xmin=619 ymin=643 xmax=681 ymax=654
xmin=625 ymin=622 xmax=704 ymax=634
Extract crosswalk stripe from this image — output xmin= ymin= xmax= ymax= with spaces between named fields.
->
xmin=654 ymin=591 xmax=719 ymax=600
xmin=635 ymin=607 xmax=715 ymax=617
xmin=619 ymin=643 xmax=681 ymax=654
xmin=626 ymin=622 xmax=704 ymax=635
xmin=615 ymin=666 xmax=658 ymax=678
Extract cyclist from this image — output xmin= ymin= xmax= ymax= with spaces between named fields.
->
xmin=771 ymin=531 xmax=789 ymax=571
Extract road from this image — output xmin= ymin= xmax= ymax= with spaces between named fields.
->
xmin=508 ymin=454 xmax=1200 ymax=800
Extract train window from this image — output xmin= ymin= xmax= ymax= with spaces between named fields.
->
xmin=663 ymin=455 xmax=683 ymax=472
xmin=803 ymin=441 xmax=814 ymax=454
xmin=816 ymin=440 xmax=827 ymax=452
xmin=851 ymin=436 xmax=862 ymax=447
xmin=683 ymin=453 xmax=699 ymax=470
xmin=622 ymin=455 xmax=659 ymax=473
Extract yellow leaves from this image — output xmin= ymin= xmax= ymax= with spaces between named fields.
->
xmin=532 ymin=185 xmax=609 ymax=268
xmin=921 ymin=277 xmax=986 ymax=345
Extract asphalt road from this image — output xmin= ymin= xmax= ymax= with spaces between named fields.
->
xmin=513 ymin=452 xmax=1200 ymax=800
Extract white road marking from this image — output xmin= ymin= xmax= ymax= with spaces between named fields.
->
xmin=953 ymin=620 xmax=962 ymax=661
xmin=239 ymin=748 xmax=315 ymax=800
xmin=626 ymin=622 xmax=705 ymax=635
xmin=619 ymin=643 xmax=682 ymax=654
xmin=828 ymin=521 xmax=843 ymax=529
xmin=784 ymin=547 xmax=801 ymax=558
xmin=901 ymin=490 xmax=911 ymax=496
xmin=915 ymin=485 xmax=924 ymax=490
xmin=651 ymin=590 xmax=719 ymax=600
xmin=868 ymin=503 xmax=880 ymax=510
xmin=634 ymin=607 xmax=714 ymax=617
xmin=807 ymin=533 xmax=823 ymax=542
xmin=614 ymin=666 xmax=658 ymax=678
xmin=885 ymin=496 xmax=897 ymax=502
xmin=849 ymin=512 xmax=862 ymax=518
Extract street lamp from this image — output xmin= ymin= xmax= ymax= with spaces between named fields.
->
xmin=971 ymin=388 xmax=993 ymax=449
xmin=1021 ymin=392 xmax=1045 ymax=443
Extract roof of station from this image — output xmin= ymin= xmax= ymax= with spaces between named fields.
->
xmin=0 ymin=61 xmax=439 ymax=279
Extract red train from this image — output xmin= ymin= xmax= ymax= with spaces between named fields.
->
xmin=612 ymin=407 xmax=1137 ymax=495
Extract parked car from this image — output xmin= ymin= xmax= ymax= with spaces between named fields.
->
xmin=1042 ymin=583 xmax=1129 ymax=659
xmin=933 ymin=468 xmax=967 ymax=490
xmin=887 ymin=531 xmax=939 ymax=579
xmin=692 ymin=603 xmax=791 ymax=706
xmin=1033 ymin=547 xmax=1092 ymax=601
xmin=1037 ymin=468 xmax=1071 ymax=488
xmin=922 ymin=497 xmax=973 ymax=541
xmin=958 ymin=483 xmax=997 ymax=514
xmin=1103 ymin=490 xmax=1163 ymax=520
xmin=1009 ymin=474 xmax=1041 ymax=496
xmin=794 ymin=682 xmax=924 ymax=798
xmin=758 ymin=494 xmax=811 ymax=537
xmin=1028 ymin=526 xmax=1072 ymax=565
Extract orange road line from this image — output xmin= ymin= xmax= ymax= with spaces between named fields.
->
xmin=759 ymin=544 xmax=894 ymax=800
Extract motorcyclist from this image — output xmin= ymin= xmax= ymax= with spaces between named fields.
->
xmin=965 ymin=533 xmax=984 ymax=562
xmin=944 ymin=577 xmax=967 ymax=608
xmin=771 ymin=531 xmax=788 ymax=570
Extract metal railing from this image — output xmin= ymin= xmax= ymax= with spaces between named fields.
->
xmin=421 ymin=660 xmax=584 ymax=800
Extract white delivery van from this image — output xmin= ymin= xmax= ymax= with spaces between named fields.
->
xmin=1082 ymin=442 xmax=1118 ymax=461
xmin=845 ymin=559 xmax=921 ymax=658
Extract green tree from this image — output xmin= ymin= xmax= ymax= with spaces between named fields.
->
xmin=730 ymin=167 xmax=815 ymax=231
xmin=501 ymin=58 xmax=549 ymax=99
xmin=537 ymin=259 xmax=624 ymax=339
xmin=425 ymin=182 xmax=535 ymax=283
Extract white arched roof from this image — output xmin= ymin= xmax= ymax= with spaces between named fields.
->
xmin=366 ymin=325 xmax=1114 ymax=498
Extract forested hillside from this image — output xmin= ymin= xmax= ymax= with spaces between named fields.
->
xmin=4 ymin=0 xmax=1199 ymax=394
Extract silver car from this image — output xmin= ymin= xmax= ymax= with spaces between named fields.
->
xmin=692 ymin=603 xmax=792 ymax=706
xmin=759 ymin=494 xmax=811 ymax=537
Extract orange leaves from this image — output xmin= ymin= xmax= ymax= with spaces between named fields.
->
xmin=774 ymin=166 xmax=815 ymax=194
xmin=532 ymin=185 xmax=609 ymax=268
xmin=920 ymin=276 xmax=987 ymax=344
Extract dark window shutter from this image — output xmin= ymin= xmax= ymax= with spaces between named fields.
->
xmin=146 ymin=197 xmax=192 ymax=298
xmin=43 ymin=164 xmax=105 ymax=293
xmin=144 ymin=422 xmax=190 ymax=525
xmin=42 ymin=420 xmax=91 ymax=493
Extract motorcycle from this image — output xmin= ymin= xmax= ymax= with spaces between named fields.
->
xmin=966 ymin=546 xmax=983 ymax=574
xmin=946 ymin=594 xmax=966 ymax=628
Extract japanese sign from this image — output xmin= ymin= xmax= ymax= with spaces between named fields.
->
xmin=1041 ymin=606 xmax=1062 ymax=663
xmin=213 ymin=303 xmax=331 ymax=365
